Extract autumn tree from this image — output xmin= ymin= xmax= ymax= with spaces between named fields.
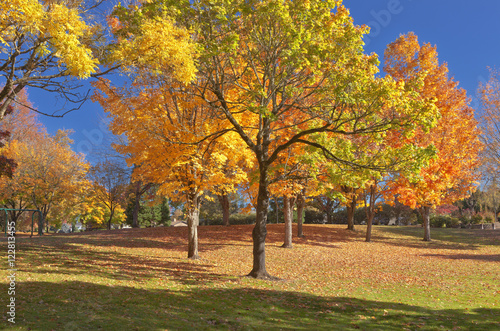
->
xmin=384 ymin=33 xmax=482 ymax=241
xmin=78 ymin=190 xmax=126 ymax=230
xmin=479 ymin=67 xmax=500 ymax=189
xmin=106 ymin=0 xmax=440 ymax=278
xmin=0 ymin=0 xmax=105 ymax=118
xmin=268 ymin=146 xmax=313 ymax=247
xmin=304 ymin=130 xmax=432 ymax=238
xmin=0 ymin=95 xmax=90 ymax=231
xmin=197 ymin=1 xmax=439 ymax=278
xmin=93 ymin=76 xmax=250 ymax=258
xmin=0 ymin=90 xmax=44 ymax=222
xmin=88 ymin=160 xmax=129 ymax=230
xmin=0 ymin=129 xmax=89 ymax=234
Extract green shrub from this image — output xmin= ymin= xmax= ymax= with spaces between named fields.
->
xmin=230 ymin=213 xmax=256 ymax=225
xmin=430 ymin=215 xmax=448 ymax=228
xmin=203 ymin=213 xmax=255 ymax=226
xmin=471 ymin=214 xmax=483 ymax=224
xmin=449 ymin=217 xmax=461 ymax=228
xmin=304 ymin=207 xmax=324 ymax=224
xmin=429 ymin=215 xmax=461 ymax=228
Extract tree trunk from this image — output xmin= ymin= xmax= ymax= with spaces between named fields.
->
xmin=275 ymin=197 xmax=279 ymax=223
xmin=7 ymin=209 xmax=23 ymax=229
xmin=282 ymin=196 xmax=292 ymax=248
xmin=132 ymin=182 xmax=141 ymax=228
xmin=365 ymin=184 xmax=376 ymax=242
xmin=346 ymin=194 xmax=357 ymax=231
xmin=248 ymin=163 xmax=271 ymax=279
xmin=108 ymin=208 xmax=115 ymax=230
xmin=420 ymin=206 xmax=431 ymax=241
xmin=326 ymin=211 xmax=333 ymax=224
xmin=38 ymin=212 xmax=47 ymax=235
xmin=186 ymin=193 xmax=201 ymax=259
xmin=218 ymin=194 xmax=230 ymax=226
xmin=296 ymin=192 xmax=305 ymax=238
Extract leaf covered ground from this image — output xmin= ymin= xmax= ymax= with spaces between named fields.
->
xmin=1 ymin=224 xmax=499 ymax=330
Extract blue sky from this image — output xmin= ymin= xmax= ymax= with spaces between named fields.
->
xmin=35 ymin=0 xmax=500 ymax=160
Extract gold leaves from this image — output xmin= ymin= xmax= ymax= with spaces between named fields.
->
xmin=1 ymin=0 xmax=98 ymax=77
xmin=110 ymin=15 xmax=196 ymax=83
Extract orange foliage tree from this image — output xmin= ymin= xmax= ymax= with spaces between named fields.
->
xmin=93 ymin=78 xmax=251 ymax=259
xmin=0 ymin=130 xmax=89 ymax=234
xmin=384 ymin=33 xmax=482 ymax=241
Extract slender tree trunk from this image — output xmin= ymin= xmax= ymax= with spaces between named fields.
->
xmin=248 ymin=163 xmax=271 ymax=279
xmin=346 ymin=194 xmax=357 ymax=231
xmin=420 ymin=206 xmax=431 ymax=241
xmin=297 ymin=192 xmax=305 ymax=238
xmin=275 ymin=197 xmax=279 ymax=223
xmin=365 ymin=184 xmax=376 ymax=242
xmin=218 ymin=194 xmax=230 ymax=226
xmin=326 ymin=211 xmax=333 ymax=224
xmin=282 ymin=196 xmax=292 ymax=248
xmin=186 ymin=193 xmax=201 ymax=259
xmin=108 ymin=208 xmax=115 ymax=230
xmin=132 ymin=182 xmax=141 ymax=228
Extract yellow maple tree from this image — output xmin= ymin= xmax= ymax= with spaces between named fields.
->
xmin=0 ymin=0 xmax=100 ymax=118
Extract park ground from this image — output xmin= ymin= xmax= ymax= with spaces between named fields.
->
xmin=1 ymin=224 xmax=499 ymax=330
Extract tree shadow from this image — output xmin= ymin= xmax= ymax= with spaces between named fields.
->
xmin=267 ymin=224 xmax=359 ymax=249
xmin=14 ymin=225 xmax=256 ymax=256
xmin=14 ymin=224 xmax=356 ymax=254
xmin=16 ymin=239 xmax=228 ymax=285
xmin=421 ymin=253 xmax=500 ymax=263
xmin=374 ymin=226 xmax=500 ymax=251
xmin=1 ymin=281 xmax=498 ymax=330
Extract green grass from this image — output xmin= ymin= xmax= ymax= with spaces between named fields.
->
xmin=1 ymin=225 xmax=499 ymax=330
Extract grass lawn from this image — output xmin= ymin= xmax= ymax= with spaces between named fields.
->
xmin=1 ymin=224 xmax=499 ymax=330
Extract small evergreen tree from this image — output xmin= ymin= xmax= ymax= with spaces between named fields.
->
xmin=159 ymin=198 xmax=171 ymax=226
xmin=125 ymin=196 xmax=170 ymax=227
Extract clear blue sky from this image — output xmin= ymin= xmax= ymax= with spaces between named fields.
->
xmin=36 ymin=0 xmax=500 ymax=160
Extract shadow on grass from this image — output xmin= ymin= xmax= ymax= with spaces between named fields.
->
xmin=421 ymin=253 xmax=500 ymax=263
xmin=13 ymin=225 xmax=256 ymax=253
xmin=1 ymin=281 xmax=498 ymax=330
xmin=375 ymin=226 xmax=500 ymax=251
xmin=16 ymin=242 xmax=228 ymax=285
xmin=12 ymin=224 xmax=356 ymax=258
